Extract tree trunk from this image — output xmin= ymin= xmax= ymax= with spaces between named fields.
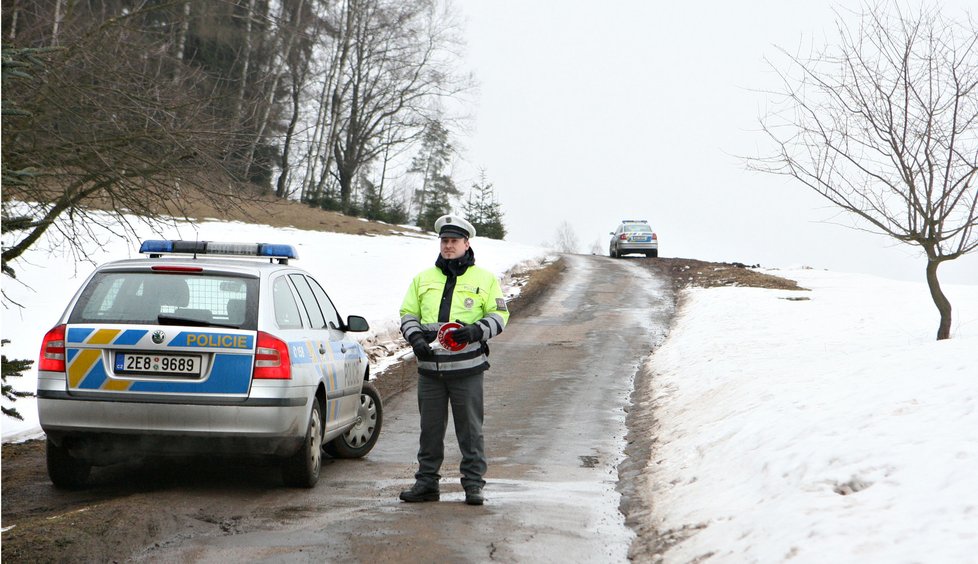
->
xmin=334 ymin=141 xmax=357 ymax=212
xmin=51 ymin=0 xmax=63 ymax=46
xmin=172 ymin=1 xmax=191 ymax=84
xmin=925 ymin=258 xmax=953 ymax=340
xmin=243 ymin=0 xmax=305 ymax=183
xmin=8 ymin=0 xmax=19 ymax=40
xmin=234 ymin=0 xmax=257 ymax=121
xmin=275 ymin=78 xmax=301 ymax=198
xmin=312 ymin=0 xmax=356 ymax=201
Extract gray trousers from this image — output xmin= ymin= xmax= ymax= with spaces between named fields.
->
xmin=415 ymin=371 xmax=486 ymax=490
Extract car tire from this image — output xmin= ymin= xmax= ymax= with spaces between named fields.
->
xmin=283 ymin=400 xmax=323 ymax=488
xmin=326 ymin=381 xmax=383 ymax=459
xmin=47 ymin=439 xmax=91 ymax=489
xmin=609 ymin=246 xmax=618 ymax=258
xmin=648 ymin=250 xmax=658 ymax=258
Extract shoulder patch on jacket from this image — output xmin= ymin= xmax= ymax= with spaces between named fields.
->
xmin=495 ymin=298 xmax=508 ymax=311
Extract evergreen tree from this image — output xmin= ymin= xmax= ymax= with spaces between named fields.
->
xmin=409 ymin=120 xmax=459 ymax=228
xmin=462 ymin=172 xmax=507 ymax=240
xmin=417 ymin=188 xmax=453 ymax=233
xmin=2 ymin=340 xmax=34 ymax=421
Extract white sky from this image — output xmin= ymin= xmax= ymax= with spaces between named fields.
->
xmin=3 ymin=214 xmax=977 ymax=561
xmin=453 ymin=0 xmax=978 ymax=284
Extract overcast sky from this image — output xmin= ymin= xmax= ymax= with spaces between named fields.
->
xmin=452 ymin=1 xmax=978 ymax=284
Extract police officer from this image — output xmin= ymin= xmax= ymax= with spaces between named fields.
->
xmin=398 ymin=215 xmax=509 ymax=506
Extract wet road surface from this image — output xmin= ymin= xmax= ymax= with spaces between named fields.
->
xmin=2 ymin=255 xmax=675 ymax=563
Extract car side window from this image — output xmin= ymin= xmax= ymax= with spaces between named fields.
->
xmin=272 ymin=276 xmax=303 ymax=329
xmin=307 ymin=277 xmax=342 ymax=330
xmin=289 ymin=274 xmax=327 ymax=330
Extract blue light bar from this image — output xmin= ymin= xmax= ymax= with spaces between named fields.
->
xmin=139 ymin=240 xmax=298 ymax=260
xmin=139 ymin=240 xmax=174 ymax=253
xmin=259 ymin=244 xmax=297 ymax=258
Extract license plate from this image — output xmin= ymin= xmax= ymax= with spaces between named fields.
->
xmin=631 ymin=236 xmax=650 ymax=242
xmin=114 ymin=353 xmax=202 ymax=376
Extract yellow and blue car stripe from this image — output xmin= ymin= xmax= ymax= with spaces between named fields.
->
xmin=66 ymin=327 xmax=254 ymax=394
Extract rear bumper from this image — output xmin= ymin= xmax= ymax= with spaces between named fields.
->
xmin=619 ymin=242 xmax=658 ymax=252
xmin=38 ymin=391 xmax=313 ymax=462
xmin=45 ymin=430 xmax=307 ymax=462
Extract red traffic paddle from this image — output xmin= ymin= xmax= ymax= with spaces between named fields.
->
xmin=437 ymin=322 xmax=465 ymax=351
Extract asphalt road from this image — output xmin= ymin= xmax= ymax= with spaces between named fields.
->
xmin=1 ymin=254 xmax=675 ymax=563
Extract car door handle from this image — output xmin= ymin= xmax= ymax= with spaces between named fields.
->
xmin=340 ymin=345 xmax=347 ymax=354
xmin=319 ymin=345 xmax=327 ymax=355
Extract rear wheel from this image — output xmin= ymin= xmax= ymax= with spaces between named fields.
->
xmin=648 ymin=249 xmax=658 ymax=258
xmin=326 ymin=381 xmax=382 ymax=459
xmin=47 ymin=439 xmax=91 ymax=489
xmin=283 ymin=400 xmax=323 ymax=488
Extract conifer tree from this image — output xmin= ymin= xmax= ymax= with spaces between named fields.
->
xmin=2 ymin=340 xmax=34 ymax=421
xmin=462 ymin=171 xmax=507 ymax=240
xmin=409 ymin=120 xmax=459 ymax=228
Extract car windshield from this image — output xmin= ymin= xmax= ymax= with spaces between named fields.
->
xmin=68 ymin=271 xmax=259 ymax=329
xmin=623 ymin=224 xmax=651 ymax=232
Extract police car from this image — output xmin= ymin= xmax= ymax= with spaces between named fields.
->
xmin=609 ymin=219 xmax=659 ymax=258
xmin=37 ymin=240 xmax=381 ymax=488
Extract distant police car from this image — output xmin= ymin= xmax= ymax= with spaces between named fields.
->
xmin=609 ymin=220 xmax=659 ymax=258
xmin=37 ymin=240 xmax=381 ymax=488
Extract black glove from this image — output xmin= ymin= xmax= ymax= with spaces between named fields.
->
xmin=408 ymin=332 xmax=433 ymax=360
xmin=421 ymin=328 xmax=438 ymax=343
xmin=450 ymin=323 xmax=483 ymax=345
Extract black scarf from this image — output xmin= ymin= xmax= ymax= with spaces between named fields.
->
xmin=435 ymin=247 xmax=475 ymax=277
xmin=435 ymin=248 xmax=475 ymax=322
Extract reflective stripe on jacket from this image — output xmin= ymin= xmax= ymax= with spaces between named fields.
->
xmin=400 ymin=264 xmax=509 ymax=377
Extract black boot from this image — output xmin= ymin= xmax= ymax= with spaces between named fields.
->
xmin=399 ymin=482 xmax=440 ymax=503
xmin=464 ymin=486 xmax=484 ymax=506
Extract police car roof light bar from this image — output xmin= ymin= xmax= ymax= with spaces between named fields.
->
xmin=139 ymin=240 xmax=299 ymax=263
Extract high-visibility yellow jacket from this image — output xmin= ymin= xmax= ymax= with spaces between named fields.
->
xmin=400 ymin=264 xmax=509 ymax=377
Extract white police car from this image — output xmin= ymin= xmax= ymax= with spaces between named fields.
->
xmin=609 ymin=219 xmax=659 ymax=258
xmin=37 ymin=240 xmax=381 ymax=488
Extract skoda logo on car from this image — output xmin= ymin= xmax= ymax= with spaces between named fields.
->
xmin=151 ymin=330 xmax=166 ymax=344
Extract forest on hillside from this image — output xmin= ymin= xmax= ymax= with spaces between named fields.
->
xmin=2 ymin=0 xmax=506 ymax=276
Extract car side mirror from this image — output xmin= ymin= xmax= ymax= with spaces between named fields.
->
xmin=345 ymin=315 xmax=369 ymax=332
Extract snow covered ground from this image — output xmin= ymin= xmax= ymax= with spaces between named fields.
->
xmin=646 ymin=269 xmax=978 ymax=563
xmin=3 ymin=214 xmax=977 ymax=561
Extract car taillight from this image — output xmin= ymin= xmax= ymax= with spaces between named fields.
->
xmin=254 ymin=331 xmax=292 ymax=379
xmin=39 ymin=325 xmax=67 ymax=372
xmin=652 ymin=233 xmax=658 ymax=240
xmin=619 ymin=234 xmax=628 ymax=240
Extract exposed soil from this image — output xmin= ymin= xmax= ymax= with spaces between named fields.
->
xmin=1 ymin=196 xmax=804 ymax=563
xmin=640 ymin=256 xmax=806 ymax=292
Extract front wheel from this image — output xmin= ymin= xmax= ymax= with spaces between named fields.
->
xmin=47 ymin=439 xmax=92 ymax=489
xmin=326 ymin=381 xmax=383 ymax=459
xmin=282 ymin=400 xmax=323 ymax=488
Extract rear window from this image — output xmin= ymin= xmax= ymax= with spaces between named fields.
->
xmin=623 ymin=223 xmax=651 ymax=232
xmin=68 ymin=271 xmax=259 ymax=329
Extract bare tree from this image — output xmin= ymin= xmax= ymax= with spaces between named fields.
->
xmin=330 ymin=0 xmax=470 ymax=213
xmin=753 ymin=3 xmax=978 ymax=340
xmin=552 ymin=221 xmax=581 ymax=254
xmin=1 ymin=8 xmax=238 ymax=277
